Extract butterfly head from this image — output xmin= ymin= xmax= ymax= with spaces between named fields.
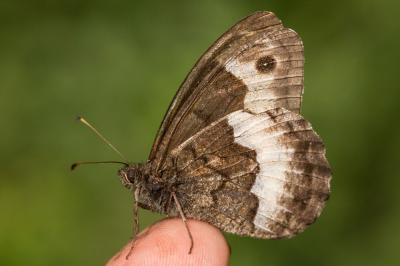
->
xmin=118 ymin=163 xmax=146 ymax=189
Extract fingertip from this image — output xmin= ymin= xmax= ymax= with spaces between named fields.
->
xmin=107 ymin=218 xmax=229 ymax=266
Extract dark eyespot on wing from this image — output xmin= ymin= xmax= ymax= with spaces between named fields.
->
xmin=256 ymin=56 xmax=276 ymax=73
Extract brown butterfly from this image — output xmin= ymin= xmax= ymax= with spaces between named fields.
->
xmin=73 ymin=11 xmax=331 ymax=254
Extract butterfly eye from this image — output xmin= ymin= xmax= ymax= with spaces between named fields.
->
xmin=127 ymin=169 xmax=137 ymax=181
xmin=256 ymin=56 xmax=276 ymax=73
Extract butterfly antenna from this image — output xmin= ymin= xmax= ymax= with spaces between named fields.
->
xmin=71 ymin=160 xmax=129 ymax=171
xmin=77 ymin=116 xmax=128 ymax=162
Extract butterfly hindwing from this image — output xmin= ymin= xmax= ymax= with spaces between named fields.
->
xmin=149 ymin=11 xmax=304 ymax=171
xmin=167 ymin=108 xmax=330 ymax=238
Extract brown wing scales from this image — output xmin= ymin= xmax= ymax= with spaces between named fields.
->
xmin=166 ymin=108 xmax=330 ymax=238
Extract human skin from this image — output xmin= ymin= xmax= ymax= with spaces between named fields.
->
xmin=106 ymin=218 xmax=230 ymax=266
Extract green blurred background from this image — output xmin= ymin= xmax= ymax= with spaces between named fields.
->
xmin=1 ymin=0 xmax=400 ymax=265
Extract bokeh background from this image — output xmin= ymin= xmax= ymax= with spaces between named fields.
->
xmin=1 ymin=0 xmax=400 ymax=265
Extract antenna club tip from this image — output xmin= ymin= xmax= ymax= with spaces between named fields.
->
xmin=70 ymin=163 xmax=78 ymax=171
xmin=76 ymin=116 xmax=84 ymax=122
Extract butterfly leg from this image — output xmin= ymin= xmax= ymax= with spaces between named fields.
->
xmin=126 ymin=187 xmax=140 ymax=259
xmin=172 ymin=191 xmax=194 ymax=254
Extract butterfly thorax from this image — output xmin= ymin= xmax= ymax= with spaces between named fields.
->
xmin=118 ymin=162 xmax=178 ymax=214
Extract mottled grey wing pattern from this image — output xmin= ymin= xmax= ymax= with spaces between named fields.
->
xmin=168 ymin=108 xmax=330 ymax=238
xmin=149 ymin=11 xmax=304 ymax=171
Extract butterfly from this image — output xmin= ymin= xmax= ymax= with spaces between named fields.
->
xmin=74 ymin=11 xmax=331 ymax=254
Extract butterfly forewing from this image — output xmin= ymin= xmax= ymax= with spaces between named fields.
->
xmin=149 ymin=11 xmax=304 ymax=171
